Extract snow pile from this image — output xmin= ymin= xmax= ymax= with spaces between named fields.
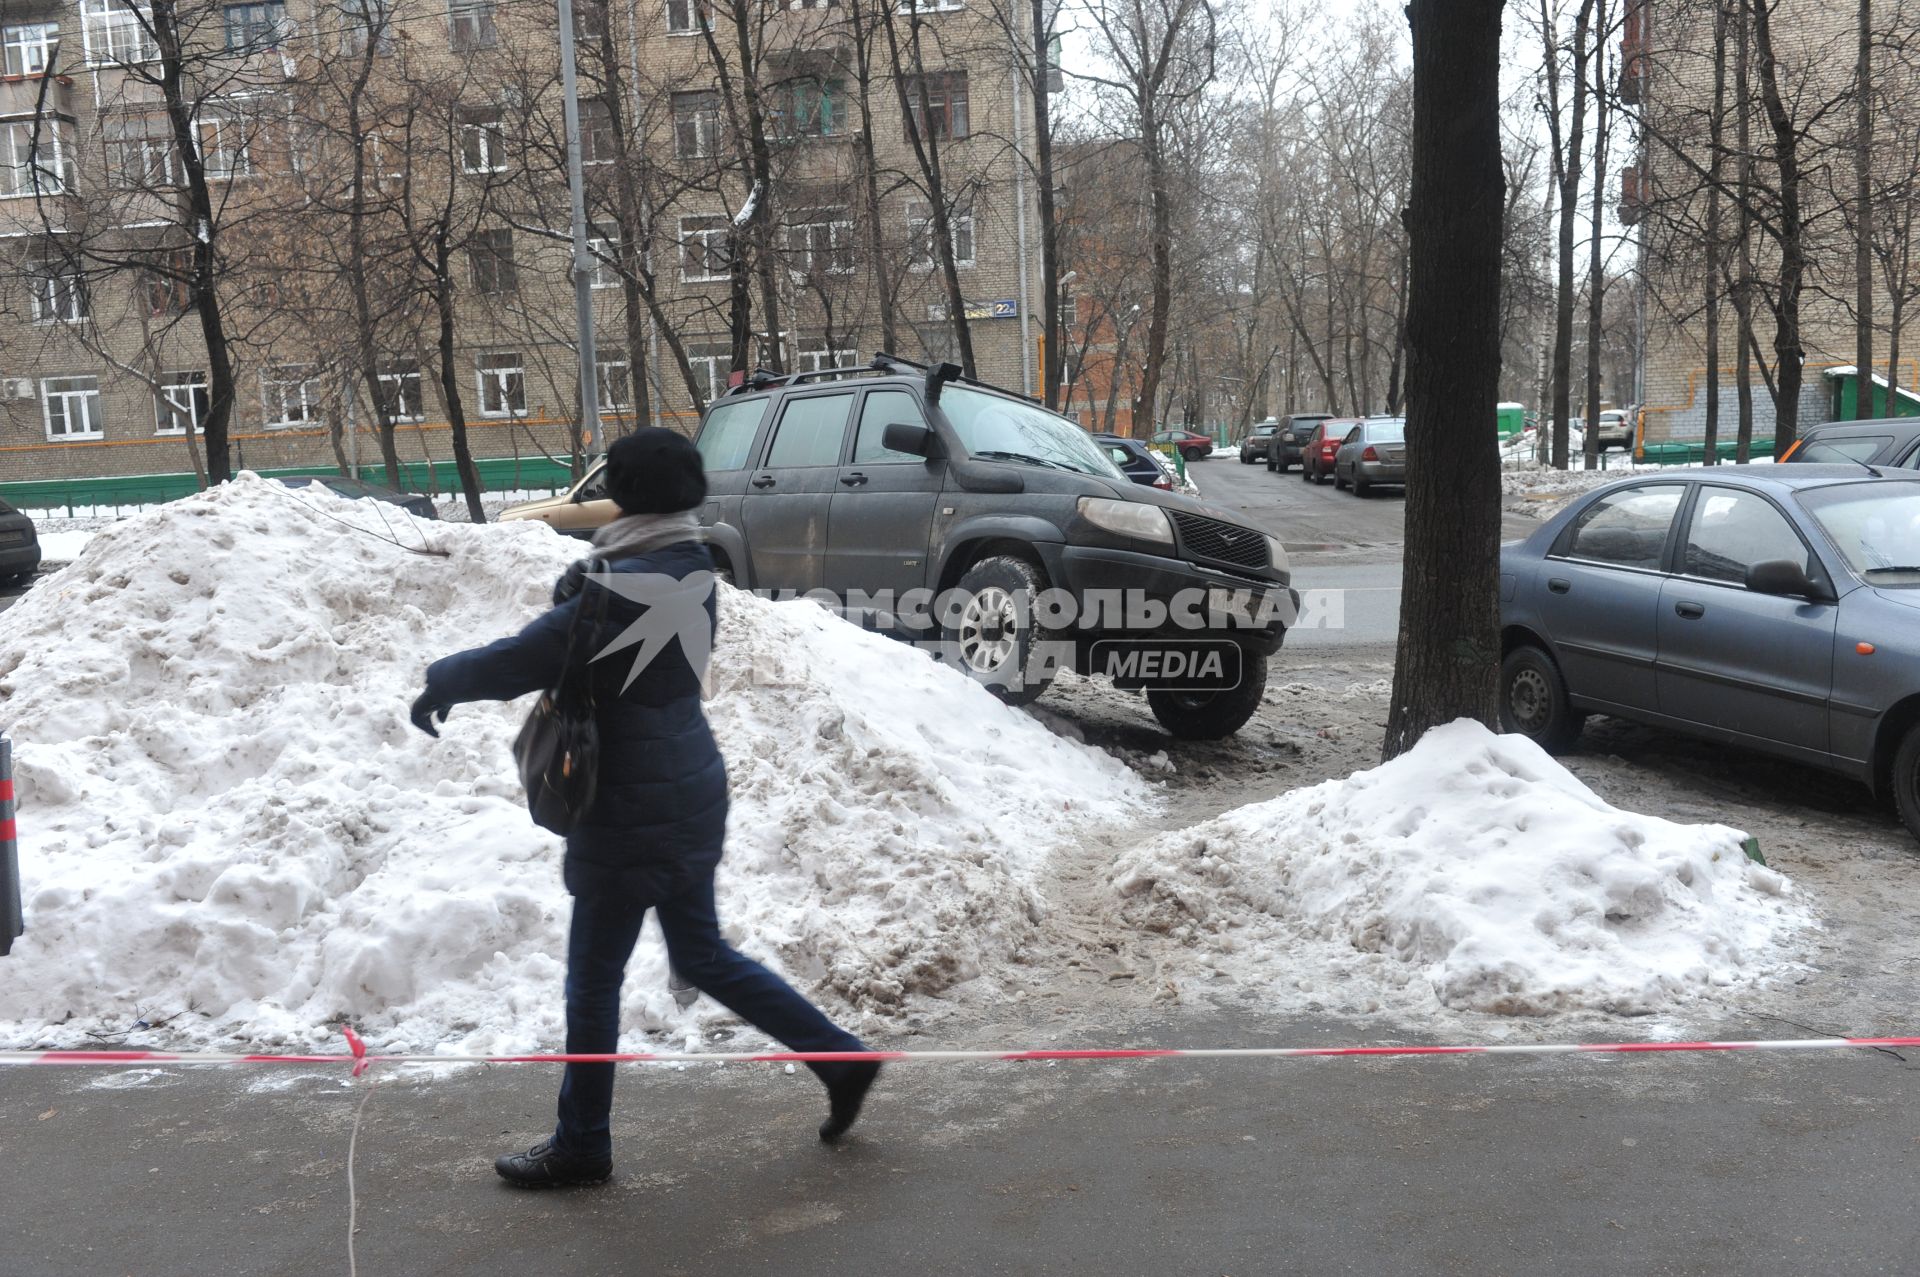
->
xmin=1107 ymin=721 xmax=1811 ymax=1017
xmin=0 ymin=475 xmax=1145 ymax=1052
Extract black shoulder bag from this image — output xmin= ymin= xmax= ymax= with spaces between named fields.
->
xmin=513 ymin=561 xmax=610 ymax=835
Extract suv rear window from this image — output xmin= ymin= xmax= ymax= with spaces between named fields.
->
xmin=697 ymin=397 xmax=770 ymax=471
xmin=1800 ymin=436 xmax=1890 ymax=464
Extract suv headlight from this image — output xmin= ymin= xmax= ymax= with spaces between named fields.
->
xmin=1078 ymin=497 xmax=1173 ymax=546
xmin=1265 ymin=534 xmax=1290 ymax=574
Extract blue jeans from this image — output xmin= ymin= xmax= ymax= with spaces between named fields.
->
xmin=553 ymin=865 xmax=866 ymax=1161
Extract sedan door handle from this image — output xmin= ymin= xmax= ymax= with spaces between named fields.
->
xmin=839 ymin=472 xmax=869 ymax=487
xmin=1547 ymin=577 xmax=1571 ymax=594
xmin=1674 ymin=600 xmax=1706 ymax=619
xmin=750 ymin=474 xmax=776 ymax=489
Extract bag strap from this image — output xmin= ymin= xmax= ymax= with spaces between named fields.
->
xmin=555 ymin=554 xmax=612 ymax=707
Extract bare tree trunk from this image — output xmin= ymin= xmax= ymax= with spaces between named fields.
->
xmin=1583 ymin=0 xmax=1610 ymax=473
xmin=845 ymin=1 xmax=898 ymax=352
xmin=433 ymin=242 xmax=485 ymax=523
xmin=1704 ymin=0 xmax=1729 ymax=465
xmin=1750 ymin=0 xmax=1807 ymax=457
xmin=1545 ymin=0 xmax=1596 ymax=471
xmin=1033 ymin=0 xmax=1062 ymax=408
xmin=1734 ymin=0 xmax=1756 ymax=462
xmin=1384 ymin=0 xmax=1505 ymax=760
xmin=1855 ymin=0 xmax=1875 ymax=418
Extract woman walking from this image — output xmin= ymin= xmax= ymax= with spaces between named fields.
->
xmin=410 ymin=427 xmax=879 ymax=1187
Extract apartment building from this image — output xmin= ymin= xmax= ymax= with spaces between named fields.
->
xmin=1621 ymin=0 xmax=1920 ymax=459
xmin=0 ymin=0 xmax=1045 ymax=505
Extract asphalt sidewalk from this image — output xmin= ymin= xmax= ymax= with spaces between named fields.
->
xmin=3 ymin=1012 xmax=1916 ymax=1276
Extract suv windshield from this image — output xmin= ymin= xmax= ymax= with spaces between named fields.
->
xmin=941 ymin=385 xmax=1127 ymax=480
xmin=1802 ymin=480 xmax=1920 ymax=586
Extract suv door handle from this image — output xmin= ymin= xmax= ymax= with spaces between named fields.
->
xmin=1674 ymin=600 xmax=1706 ymax=619
xmin=1547 ymin=577 xmax=1571 ymax=594
xmin=839 ymin=472 xmax=868 ymax=487
xmin=750 ymin=474 xmax=776 ymax=489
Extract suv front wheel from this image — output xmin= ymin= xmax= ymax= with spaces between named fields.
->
xmin=1146 ymin=650 xmax=1269 ymax=740
xmin=943 ymin=555 xmax=1056 ymax=707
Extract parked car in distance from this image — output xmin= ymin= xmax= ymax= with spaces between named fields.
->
xmin=1302 ymin=418 xmax=1360 ymax=484
xmin=1499 ymin=466 xmax=1920 ymax=841
xmin=1239 ymin=420 xmax=1281 ymax=465
xmin=499 ymin=466 xmax=617 ymax=537
xmin=0 ymin=496 xmax=42 ymax=585
xmin=275 ymin=475 xmax=441 ymax=520
xmin=1268 ymin=412 xmax=1334 ymax=473
xmin=1150 ymin=428 xmax=1214 ymax=463
xmin=1095 ymin=432 xmax=1175 ymax=490
xmin=1333 ymin=417 xmax=1407 ymax=496
xmin=1594 ymin=409 xmax=1635 ymax=451
xmin=691 ymin=355 xmax=1298 ymax=739
xmin=1783 ymin=417 xmax=1920 ymax=469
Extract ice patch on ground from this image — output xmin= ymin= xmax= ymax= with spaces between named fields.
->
xmin=1107 ymin=720 xmax=1813 ymax=1017
xmin=0 ymin=475 xmax=1146 ymax=1053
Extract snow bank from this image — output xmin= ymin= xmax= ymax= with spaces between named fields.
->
xmin=0 ymin=474 xmax=1144 ymax=1052
xmin=1107 ymin=721 xmax=1811 ymax=1017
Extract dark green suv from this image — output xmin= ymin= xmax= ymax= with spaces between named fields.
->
xmin=691 ymin=356 xmax=1298 ymax=739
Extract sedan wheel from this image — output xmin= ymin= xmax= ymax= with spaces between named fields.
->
xmin=1894 ymin=726 xmax=1920 ymax=842
xmin=1499 ymin=646 xmax=1585 ymax=753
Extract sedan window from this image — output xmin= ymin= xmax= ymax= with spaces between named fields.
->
xmin=1342 ymin=427 xmax=1362 ymax=445
xmin=1682 ymin=488 xmax=1812 ymax=584
xmin=1802 ymin=480 xmax=1920 ymax=586
xmin=1558 ymin=485 xmax=1684 ymax=570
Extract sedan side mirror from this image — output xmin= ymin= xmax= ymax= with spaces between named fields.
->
xmin=881 ymin=421 xmax=936 ymax=457
xmin=1746 ymin=558 xmax=1824 ymax=600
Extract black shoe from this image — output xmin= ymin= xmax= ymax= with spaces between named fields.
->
xmin=819 ymin=1061 xmax=881 ymax=1144
xmin=493 ymin=1138 xmax=613 ymax=1188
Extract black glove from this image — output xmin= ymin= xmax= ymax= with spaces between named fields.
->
xmin=552 ymin=558 xmax=591 ymax=606
xmin=410 ymin=690 xmax=451 ymax=738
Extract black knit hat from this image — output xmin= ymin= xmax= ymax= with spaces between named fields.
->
xmin=604 ymin=427 xmax=707 ymax=514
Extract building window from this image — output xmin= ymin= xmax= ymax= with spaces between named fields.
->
xmin=199 ymin=115 xmax=254 ymax=180
xmin=469 ymin=228 xmax=516 ymax=294
xmin=771 ymin=77 xmax=844 ymax=140
xmin=597 ymin=360 xmax=631 ymax=413
xmin=264 ymin=364 xmax=320 ymax=425
xmin=339 ymin=0 xmax=393 ymax=54
xmin=105 ymin=112 xmax=180 ymax=189
xmin=477 ymin=353 xmax=526 ymax=417
xmin=686 ymin=341 xmax=733 ymax=403
xmin=374 ymin=360 xmax=423 ymax=422
xmin=145 ymin=249 xmax=197 ymax=317
xmin=154 ymin=371 xmax=209 ymax=435
xmin=666 ymin=0 xmax=709 ymax=33
xmin=28 ymin=253 xmax=88 ymax=324
xmin=1 ymin=120 xmax=75 ymax=199
xmin=786 ymin=214 xmax=854 ymax=277
xmin=671 ymin=91 xmax=720 ymax=159
xmin=459 ymin=105 xmax=507 ymax=173
xmin=787 ymin=0 xmax=839 ymax=8
xmin=3 ymin=22 xmax=61 ymax=77
xmin=795 ymin=337 xmax=856 ymax=375
xmin=898 ymin=0 xmax=964 ymax=10
xmin=224 ymin=2 xmax=289 ymax=51
xmin=580 ymin=97 xmax=616 ymax=165
xmin=82 ymin=0 xmax=157 ymax=66
xmin=43 ymin=376 xmax=104 ymax=440
xmin=448 ymin=0 xmax=496 ymax=51
xmin=905 ymin=71 xmax=969 ymax=140
xmin=906 ymin=199 xmax=973 ymax=270
xmin=588 ymin=231 xmax=621 ymax=289
xmin=679 ymin=215 xmax=732 ymax=283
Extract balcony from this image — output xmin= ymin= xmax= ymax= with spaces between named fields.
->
xmin=0 ymin=73 xmax=74 ymax=121
xmin=1619 ymin=165 xmax=1648 ymax=226
xmin=1619 ymin=51 xmax=1645 ymax=105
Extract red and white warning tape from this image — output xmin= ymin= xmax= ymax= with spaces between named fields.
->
xmin=2 ymin=1027 xmax=1917 ymax=1075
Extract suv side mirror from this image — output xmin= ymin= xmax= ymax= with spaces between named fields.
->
xmin=881 ymin=421 xmax=935 ymax=457
xmin=1746 ymin=558 xmax=1824 ymax=600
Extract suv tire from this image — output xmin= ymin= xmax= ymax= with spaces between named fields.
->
xmin=1146 ymin=650 xmax=1269 ymax=740
xmin=943 ymin=555 xmax=1056 ymax=707
xmin=1893 ymin=725 xmax=1920 ymax=842
xmin=1499 ymin=645 xmax=1585 ymax=752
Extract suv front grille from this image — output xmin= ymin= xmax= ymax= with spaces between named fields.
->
xmin=1170 ymin=511 xmax=1268 ymax=571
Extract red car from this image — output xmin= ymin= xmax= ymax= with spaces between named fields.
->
xmin=1302 ymin=418 xmax=1360 ymax=484
xmin=1150 ymin=428 xmax=1215 ymax=462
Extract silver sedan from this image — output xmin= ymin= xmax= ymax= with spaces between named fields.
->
xmin=1333 ymin=417 xmax=1407 ymax=496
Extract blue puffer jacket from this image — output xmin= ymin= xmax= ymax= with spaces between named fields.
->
xmin=424 ymin=540 xmax=728 ymax=897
